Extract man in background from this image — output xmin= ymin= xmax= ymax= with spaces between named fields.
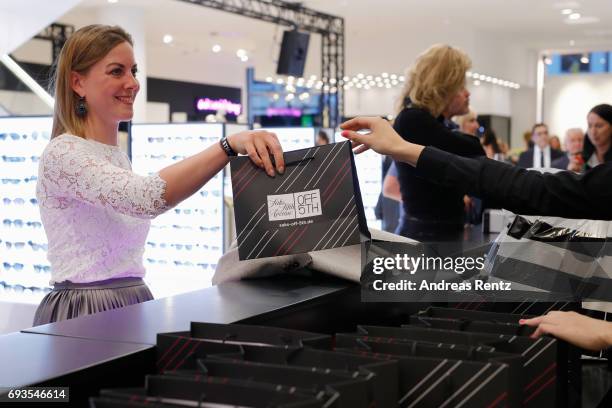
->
xmin=552 ymin=128 xmax=585 ymax=172
xmin=518 ymin=123 xmax=564 ymax=168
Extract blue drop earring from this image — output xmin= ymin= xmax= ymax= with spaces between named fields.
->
xmin=76 ymin=96 xmax=87 ymax=117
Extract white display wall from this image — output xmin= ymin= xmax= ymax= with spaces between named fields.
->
xmin=543 ymin=73 xmax=612 ymax=138
xmin=0 ymin=116 xmax=53 ymax=305
xmin=261 ymin=127 xmax=316 ymax=152
xmin=131 ymin=123 xmax=225 ymax=298
xmin=334 ymin=132 xmax=382 ymax=230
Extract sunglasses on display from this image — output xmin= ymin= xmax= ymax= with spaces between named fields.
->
xmin=28 ymin=241 xmax=48 ymax=251
xmin=196 ymin=263 xmax=217 ymax=270
xmin=199 ymin=226 xmax=220 ymax=232
xmin=200 ymin=244 xmax=221 ymax=252
xmin=144 ymin=136 xmax=218 ymax=143
xmin=146 ymin=241 xmax=218 ymax=251
xmin=0 ymin=281 xmax=51 ymax=293
xmin=145 ymin=258 xmax=168 ymax=265
xmin=173 ymin=260 xmax=194 ymax=267
xmin=0 ymin=133 xmax=25 ymax=141
xmin=33 ymin=264 xmax=51 ymax=273
xmin=2 ymin=198 xmax=38 ymax=206
xmin=3 ymin=241 xmax=25 ymax=249
xmin=2 ymin=262 xmax=24 ymax=271
xmin=1 ymin=176 xmax=37 ymax=184
xmin=199 ymin=190 xmax=221 ymax=198
xmin=1 ymin=155 xmax=25 ymax=163
xmin=2 ymin=219 xmax=43 ymax=228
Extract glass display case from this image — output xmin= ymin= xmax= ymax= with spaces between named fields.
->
xmin=131 ymin=123 xmax=225 ymax=298
xmin=0 ymin=116 xmax=53 ymax=305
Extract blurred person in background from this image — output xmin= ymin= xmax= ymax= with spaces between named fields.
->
xmin=481 ymin=128 xmax=505 ymax=161
xmin=517 ymin=123 xmax=564 ymax=169
xmin=551 ymin=128 xmax=584 ymax=171
xmin=316 ymin=130 xmax=330 ymax=146
xmin=453 ymin=109 xmax=480 ymax=137
xmin=582 ymin=103 xmax=612 ymax=169
xmin=549 ymin=135 xmax=562 ymax=151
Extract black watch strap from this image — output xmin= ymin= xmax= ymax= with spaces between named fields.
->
xmin=220 ymin=135 xmax=237 ymax=157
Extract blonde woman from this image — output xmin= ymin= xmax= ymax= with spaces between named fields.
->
xmin=391 ymin=44 xmax=485 ymax=241
xmin=453 ymin=109 xmax=479 ymax=136
xmin=34 ymin=25 xmax=284 ymax=325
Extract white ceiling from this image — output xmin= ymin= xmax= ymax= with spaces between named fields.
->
xmin=44 ymin=0 xmax=612 ymax=85
xmin=67 ymin=0 xmax=612 ymax=48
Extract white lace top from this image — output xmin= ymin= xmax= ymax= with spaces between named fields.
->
xmin=36 ymin=134 xmax=168 ymax=284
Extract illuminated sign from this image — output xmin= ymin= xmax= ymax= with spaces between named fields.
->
xmin=195 ymin=98 xmax=241 ymax=115
xmin=266 ymin=107 xmax=302 ymax=117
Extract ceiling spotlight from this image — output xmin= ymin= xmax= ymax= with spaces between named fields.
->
xmin=568 ymin=12 xmax=581 ymax=20
xmin=162 ymin=34 xmax=173 ymax=44
xmin=343 ymin=76 xmax=349 ymax=81
xmin=265 ymin=77 xmax=273 ymax=82
xmin=544 ymin=57 xmax=552 ymax=65
xmin=390 ymin=74 xmax=397 ymax=80
xmin=357 ymin=73 xmax=364 ymax=79
xmin=399 ymin=76 xmax=405 ymax=81
xmin=108 ymin=0 xmax=119 ymax=3
xmin=276 ymin=78 xmax=284 ymax=84
xmin=285 ymin=93 xmax=295 ymax=101
xmin=236 ymin=49 xmax=247 ymax=58
xmin=272 ymin=93 xmax=280 ymax=100
xmin=473 ymin=80 xmax=481 ymax=86
xmin=580 ymin=55 xmax=589 ymax=64
xmin=212 ymin=44 xmax=221 ymax=53
xmin=561 ymin=8 xmax=573 ymax=15
xmin=466 ymin=71 xmax=472 ymax=77
xmin=366 ymin=75 xmax=373 ymax=80
xmin=356 ymin=83 xmax=363 ymax=89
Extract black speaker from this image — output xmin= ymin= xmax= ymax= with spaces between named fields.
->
xmin=276 ymin=30 xmax=310 ymax=77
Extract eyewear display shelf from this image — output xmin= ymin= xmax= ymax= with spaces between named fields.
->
xmin=0 ymin=116 xmax=53 ymax=305
xmin=130 ymin=123 xmax=225 ymax=299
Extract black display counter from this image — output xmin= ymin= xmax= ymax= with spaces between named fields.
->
xmin=2 ymin=230 xmax=610 ymax=407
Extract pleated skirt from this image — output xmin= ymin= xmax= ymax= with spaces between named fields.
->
xmin=32 ymin=277 xmax=154 ymax=326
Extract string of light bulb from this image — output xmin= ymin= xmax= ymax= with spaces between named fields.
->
xmin=263 ymin=70 xmax=520 ymax=92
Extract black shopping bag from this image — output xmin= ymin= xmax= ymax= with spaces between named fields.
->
xmin=231 ymin=141 xmax=370 ymax=260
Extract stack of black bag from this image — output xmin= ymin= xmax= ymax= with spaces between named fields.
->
xmin=90 ymin=307 xmax=578 ymax=408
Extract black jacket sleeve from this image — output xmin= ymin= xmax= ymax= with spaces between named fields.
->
xmin=416 ymin=146 xmax=612 ymax=220
xmin=394 ymin=108 xmax=485 ymax=157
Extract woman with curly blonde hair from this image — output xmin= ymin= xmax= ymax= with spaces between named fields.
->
xmin=391 ymin=44 xmax=485 ymax=241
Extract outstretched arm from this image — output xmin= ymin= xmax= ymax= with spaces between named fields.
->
xmin=340 ymin=117 xmax=612 ymax=220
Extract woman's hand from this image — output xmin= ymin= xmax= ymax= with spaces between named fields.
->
xmin=340 ymin=116 xmax=425 ymax=166
xmin=567 ymin=153 xmax=584 ymax=172
xmin=228 ymin=130 xmax=285 ymax=177
xmin=520 ymin=311 xmax=612 ymax=351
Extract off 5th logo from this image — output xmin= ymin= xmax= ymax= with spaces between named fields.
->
xmin=267 ymin=189 xmax=322 ymax=221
